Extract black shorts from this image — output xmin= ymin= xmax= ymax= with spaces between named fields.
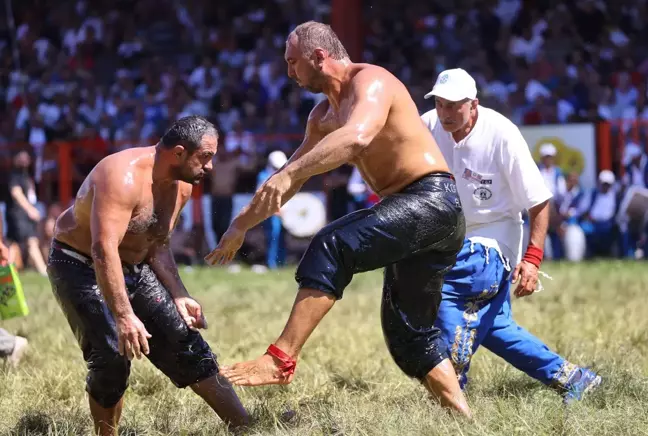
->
xmin=6 ymin=216 xmax=37 ymax=244
xmin=295 ymin=172 xmax=466 ymax=378
xmin=296 ymin=172 xmax=465 ymax=297
xmin=47 ymin=240 xmax=218 ymax=407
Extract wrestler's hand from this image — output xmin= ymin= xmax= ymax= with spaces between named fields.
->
xmin=116 ymin=313 xmax=151 ymax=360
xmin=204 ymin=225 xmax=246 ymax=265
xmin=175 ymin=296 xmax=208 ymax=331
xmin=254 ymin=171 xmax=292 ymax=217
xmin=512 ymin=261 xmax=539 ymax=298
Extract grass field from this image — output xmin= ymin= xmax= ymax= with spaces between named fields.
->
xmin=1 ymin=261 xmax=648 ymax=436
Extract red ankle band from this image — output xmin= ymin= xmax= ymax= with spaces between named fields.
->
xmin=266 ymin=344 xmax=297 ymax=376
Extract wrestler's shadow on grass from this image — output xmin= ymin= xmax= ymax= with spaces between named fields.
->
xmin=11 ymin=409 xmax=145 ymax=436
xmin=239 ymin=390 xmax=339 ymax=434
xmin=11 ymin=409 xmax=84 ymax=436
xmin=329 ymin=372 xmax=372 ymax=393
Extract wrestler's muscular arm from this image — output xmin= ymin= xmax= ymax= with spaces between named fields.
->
xmin=232 ymin=102 xmax=327 ymax=231
xmin=145 ymin=188 xmax=207 ymax=330
xmin=90 ymin=168 xmax=151 ymax=360
xmin=282 ymin=68 xmax=392 ymax=181
xmin=146 ymin=240 xmax=188 ymax=295
xmin=204 ymin=102 xmax=327 ymax=265
xmin=239 ymin=68 xmax=391 ymax=227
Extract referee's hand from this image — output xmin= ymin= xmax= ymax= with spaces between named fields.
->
xmin=512 ymin=261 xmax=539 ymax=298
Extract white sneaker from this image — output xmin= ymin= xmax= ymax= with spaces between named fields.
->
xmin=227 ymin=264 xmax=242 ymax=274
xmin=7 ymin=336 xmax=28 ymax=369
xmin=251 ymin=264 xmax=268 ymax=274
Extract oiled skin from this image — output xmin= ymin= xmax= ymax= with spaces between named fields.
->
xmin=53 ymin=146 xmax=190 ymax=265
xmin=308 ymin=63 xmax=451 ymax=198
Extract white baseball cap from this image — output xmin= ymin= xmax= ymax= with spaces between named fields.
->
xmin=598 ymin=170 xmax=616 ymax=185
xmin=424 ymin=68 xmax=478 ymax=101
xmin=268 ymin=150 xmax=288 ymax=169
xmin=539 ymin=143 xmax=557 ymax=157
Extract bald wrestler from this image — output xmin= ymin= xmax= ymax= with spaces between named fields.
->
xmin=205 ymin=21 xmax=472 ymax=418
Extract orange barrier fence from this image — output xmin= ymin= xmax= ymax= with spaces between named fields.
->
xmin=1 ymin=133 xmax=305 ymax=223
xmin=2 ymin=120 xmax=645 ymax=221
xmin=597 ymin=122 xmax=613 ymax=172
xmin=601 ymin=119 xmax=648 ymax=178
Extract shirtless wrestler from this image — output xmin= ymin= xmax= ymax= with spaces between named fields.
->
xmin=205 ymin=22 xmax=472 ymax=418
xmin=47 ymin=115 xmax=249 ymax=435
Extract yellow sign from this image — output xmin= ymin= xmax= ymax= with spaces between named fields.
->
xmin=520 ymin=124 xmax=596 ymax=190
xmin=531 ymin=137 xmax=585 ymax=176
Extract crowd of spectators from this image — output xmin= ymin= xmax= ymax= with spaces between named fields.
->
xmin=1 ymin=0 xmax=648 ymax=272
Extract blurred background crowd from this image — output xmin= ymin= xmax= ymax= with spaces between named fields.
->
xmin=1 ymin=0 xmax=648 ymax=274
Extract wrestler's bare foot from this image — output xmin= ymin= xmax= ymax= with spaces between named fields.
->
xmin=423 ymin=359 xmax=473 ymax=419
xmin=221 ymin=354 xmax=295 ymax=386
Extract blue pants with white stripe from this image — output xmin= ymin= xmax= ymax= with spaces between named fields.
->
xmin=435 ymin=240 xmax=579 ymax=390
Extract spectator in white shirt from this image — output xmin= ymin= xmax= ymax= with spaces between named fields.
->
xmin=582 ymin=170 xmax=619 ymax=258
xmin=538 ymin=143 xmax=567 ymax=203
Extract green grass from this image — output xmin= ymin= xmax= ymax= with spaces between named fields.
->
xmin=1 ymin=261 xmax=648 ymax=435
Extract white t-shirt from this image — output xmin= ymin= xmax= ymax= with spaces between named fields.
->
xmin=421 ymin=105 xmax=553 ymax=264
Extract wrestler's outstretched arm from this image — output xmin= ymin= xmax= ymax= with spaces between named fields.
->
xmin=205 ymin=70 xmax=392 ymax=265
xmin=281 ymin=70 xmax=392 ymax=181
xmin=204 ymin=101 xmax=326 ymax=265
xmin=240 ymin=69 xmax=391 ymax=228
xmin=90 ymin=167 xmax=152 ymax=361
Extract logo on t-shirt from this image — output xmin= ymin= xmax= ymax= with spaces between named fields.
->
xmin=462 ymin=168 xmax=482 ymax=182
xmin=474 ymin=186 xmax=493 ymax=201
xmin=462 ymin=168 xmax=492 ymax=184
xmin=464 ymin=167 xmax=493 ymax=200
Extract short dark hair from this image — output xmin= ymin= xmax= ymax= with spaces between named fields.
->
xmin=290 ymin=21 xmax=349 ymax=61
xmin=159 ymin=115 xmax=218 ymax=153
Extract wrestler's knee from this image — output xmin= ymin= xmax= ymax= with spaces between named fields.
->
xmin=383 ymin=330 xmax=449 ymax=379
xmin=86 ymin=357 xmax=130 ymax=408
xmin=148 ymin=331 xmax=219 ymax=388
xmin=295 ymin=227 xmax=352 ymax=299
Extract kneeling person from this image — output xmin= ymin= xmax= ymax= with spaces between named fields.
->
xmin=48 ymin=116 xmax=249 ymax=436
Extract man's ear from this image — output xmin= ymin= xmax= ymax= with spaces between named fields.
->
xmin=313 ymin=48 xmax=327 ymax=69
xmin=173 ymin=145 xmax=186 ymax=160
xmin=471 ymin=98 xmax=480 ymax=111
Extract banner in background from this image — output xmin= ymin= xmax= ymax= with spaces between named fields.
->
xmin=520 ymin=123 xmax=597 ymax=190
xmin=185 ymin=192 xmax=328 ymax=249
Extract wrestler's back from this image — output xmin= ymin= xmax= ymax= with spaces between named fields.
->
xmin=320 ymin=64 xmax=450 ymax=197
xmin=53 ymin=147 xmax=189 ymax=265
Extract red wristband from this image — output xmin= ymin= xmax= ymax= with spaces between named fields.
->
xmin=522 ymin=244 xmax=543 ymax=268
xmin=266 ymin=344 xmax=297 ymax=376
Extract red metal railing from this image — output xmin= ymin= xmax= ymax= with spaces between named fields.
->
xmin=2 ymin=120 xmax=640 ymax=222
